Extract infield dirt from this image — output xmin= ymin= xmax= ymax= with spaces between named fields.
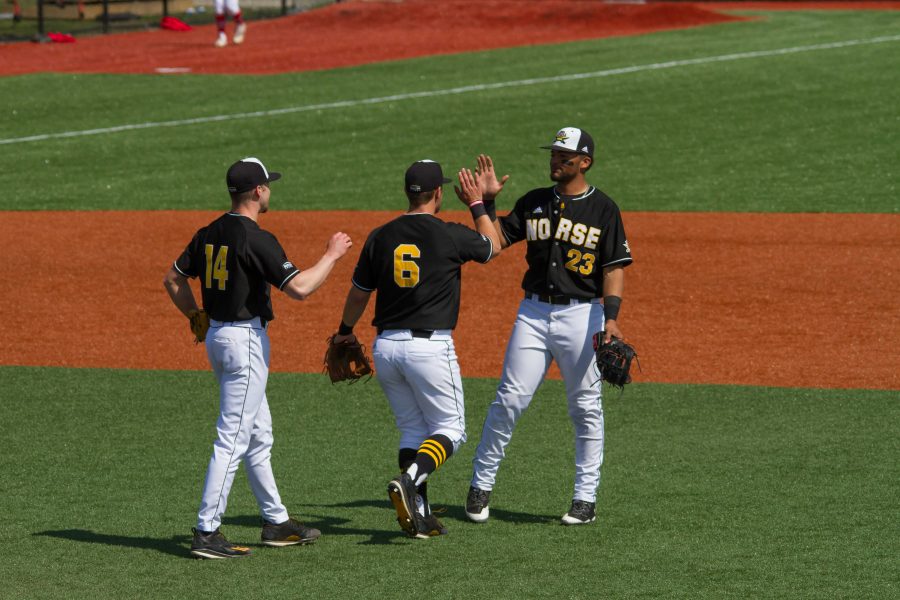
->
xmin=2 ymin=210 xmax=897 ymax=390
xmin=0 ymin=1 xmax=751 ymax=76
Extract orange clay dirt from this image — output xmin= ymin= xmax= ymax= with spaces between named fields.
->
xmin=1 ymin=211 xmax=897 ymax=390
xmin=3 ymin=1 xmax=898 ymax=389
xmin=0 ymin=0 xmax=753 ymax=76
xmin=4 ymin=0 xmax=898 ymax=77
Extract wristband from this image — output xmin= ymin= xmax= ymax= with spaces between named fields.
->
xmin=603 ymin=296 xmax=621 ymax=321
xmin=469 ymin=201 xmax=488 ymax=220
xmin=338 ymin=321 xmax=354 ymax=335
xmin=484 ymin=198 xmax=497 ymax=221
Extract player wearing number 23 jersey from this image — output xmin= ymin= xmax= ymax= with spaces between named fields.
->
xmin=334 ymin=160 xmax=501 ymax=538
xmin=466 ymin=128 xmax=633 ymax=527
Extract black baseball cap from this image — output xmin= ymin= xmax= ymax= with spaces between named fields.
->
xmin=405 ymin=160 xmax=451 ymax=193
xmin=540 ymin=127 xmax=594 ymax=157
xmin=226 ymin=157 xmax=282 ymax=193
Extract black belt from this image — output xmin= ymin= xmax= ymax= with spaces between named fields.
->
xmin=376 ymin=328 xmax=434 ymax=338
xmin=527 ymin=292 xmax=591 ymax=305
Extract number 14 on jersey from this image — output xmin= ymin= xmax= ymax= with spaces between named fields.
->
xmin=205 ymin=244 xmax=230 ymax=290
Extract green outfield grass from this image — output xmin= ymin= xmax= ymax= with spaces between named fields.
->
xmin=3 ymin=366 xmax=897 ymax=599
xmin=1 ymin=8 xmax=898 ymax=212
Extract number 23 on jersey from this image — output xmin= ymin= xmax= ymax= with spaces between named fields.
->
xmin=204 ymin=244 xmax=230 ymax=290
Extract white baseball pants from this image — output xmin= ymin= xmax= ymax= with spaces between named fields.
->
xmin=214 ymin=0 xmax=240 ymax=15
xmin=471 ymin=297 xmax=605 ymax=502
xmin=196 ymin=318 xmax=289 ymax=532
xmin=373 ymin=330 xmax=467 ymax=452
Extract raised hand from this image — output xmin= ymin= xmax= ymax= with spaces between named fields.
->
xmin=454 ymin=168 xmax=483 ymax=207
xmin=475 ymin=154 xmax=509 ymax=202
xmin=326 ymin=232 xmax=353 ymax=259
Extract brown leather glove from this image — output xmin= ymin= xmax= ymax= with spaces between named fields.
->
xmin=323 ymin=335 xmax=373 ymax=383
xmin=188 ymin=309 xmax=210 ymax=343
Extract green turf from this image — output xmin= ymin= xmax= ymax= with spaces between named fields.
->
xmin=2 ymin=366 xmax=897 ymax=599
xmin=1 ymin=8 xmax=898 ymax=212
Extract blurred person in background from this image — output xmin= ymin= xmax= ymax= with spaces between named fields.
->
xmin=214 ymin=0 xmax=246 ymax=47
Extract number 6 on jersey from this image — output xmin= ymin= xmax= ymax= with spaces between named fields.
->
xmin=393 ymin=244 xmax=421 ymax=287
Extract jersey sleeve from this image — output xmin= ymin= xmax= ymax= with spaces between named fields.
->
xmin=248 ymin=230 xmax=301 ymax=290
xmin=497 ymin=195 xmax=528 ymax=245
xmin=446 ymin=222 xmax=494 ymax=264
xmin=351 ymin=231 xmax=378 ymax=292
xmin=173 ymin=229 xmax=204 ymax=278
xmin=600 ymin=205 xmax=633 ymax=268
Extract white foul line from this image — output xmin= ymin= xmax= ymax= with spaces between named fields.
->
xmin=2 ymin=35 xmax=898 ymax=146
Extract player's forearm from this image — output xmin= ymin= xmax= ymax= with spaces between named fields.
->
xmin=341 ymin=287 xmax=371 ymax=328
xmin=474 ymin=215 xmax=503 ymax=257
xmin=601 ymin=266 xmax=624 ymax=298
xmin=601 ymin=266 xmax=625 ymax=332
xmin=284 ymin=254 xmax=341 ymax=300
xmin=492 ymin=218 xmax=510 ymax=249
xmin=163 ymin=268 xmax=199 ymax=317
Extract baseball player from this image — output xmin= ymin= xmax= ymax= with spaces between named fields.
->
xmin=333 ymin=160 xmax=501 ymax=538
xmin=213 ymin=0 xmax=246 ymax=47
xmin=163 ymin=157 xmax=352 ymax=559
xmin=465 ymin=127 xmax=633 ymax=526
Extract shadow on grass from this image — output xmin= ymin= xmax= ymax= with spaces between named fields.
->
xmin=33 ymin=529 xmax=191 ymax=558
xmin=299 ymin=498 xmax=559 ymax=528
xmin=221 ymin=510 xmax=402 ymax=545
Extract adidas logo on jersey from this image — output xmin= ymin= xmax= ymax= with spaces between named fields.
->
xmin=532 ymin=207 xmax=543 ymax=215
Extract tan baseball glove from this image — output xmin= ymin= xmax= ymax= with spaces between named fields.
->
xmin=188 ymin=309 xmax=210 ymax=343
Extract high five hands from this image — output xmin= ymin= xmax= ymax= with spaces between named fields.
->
xmin=475 ymin=154 xmax=509 ymax=202
xmin=454 ymin=167 xmax=483 ymax=207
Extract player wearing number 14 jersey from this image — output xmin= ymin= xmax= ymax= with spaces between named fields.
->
xmin=164 ymin=157 xmax=352 ymax=558
xmin=334 ymin=160 xmax=501 ymax=538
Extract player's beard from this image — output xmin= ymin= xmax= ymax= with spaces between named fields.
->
xmin=551 ymin=161 xmax=582 ymax=183
xmin=550 ymin=169 xmax=571 ymax=183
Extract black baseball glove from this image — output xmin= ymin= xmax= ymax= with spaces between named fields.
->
xmin=592 ymin=332 xmax=637 ymax=388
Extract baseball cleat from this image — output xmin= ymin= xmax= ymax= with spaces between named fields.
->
xmin=561 ymin=500 xmax=596 ymax=525
xmin=261 ymin=517 xmax=321 ymax=546
xmin=233 ymin=23 xmax=246 ymax=44
xmin=190 ymin=527 xmax=252 ymax=559
xmin=417 ymin=513 xmax=449 ymax=537
xmin=388 ymin=473 xmax=422 ymax=538
xmin=465 ymin=486 xmax=491 ymax=523
xmin=214 ymin=32 xmax=227 ymax=47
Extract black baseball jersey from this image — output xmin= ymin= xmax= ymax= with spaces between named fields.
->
xmin=173 ymin=213 xmax=300 ymax=322
xmin=499 ymin=185 xmax=632 ymax=299
xmin=351 ymin=213 xmax=493 ymax=330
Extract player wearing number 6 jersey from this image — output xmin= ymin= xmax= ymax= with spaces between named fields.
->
xmin=163 ymin=157 xmax=352 ymax=558
xmin=334 ymin=160 xmax=501 ymax=538
xmin=465 ymin=127 xmax=633 ymax=526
